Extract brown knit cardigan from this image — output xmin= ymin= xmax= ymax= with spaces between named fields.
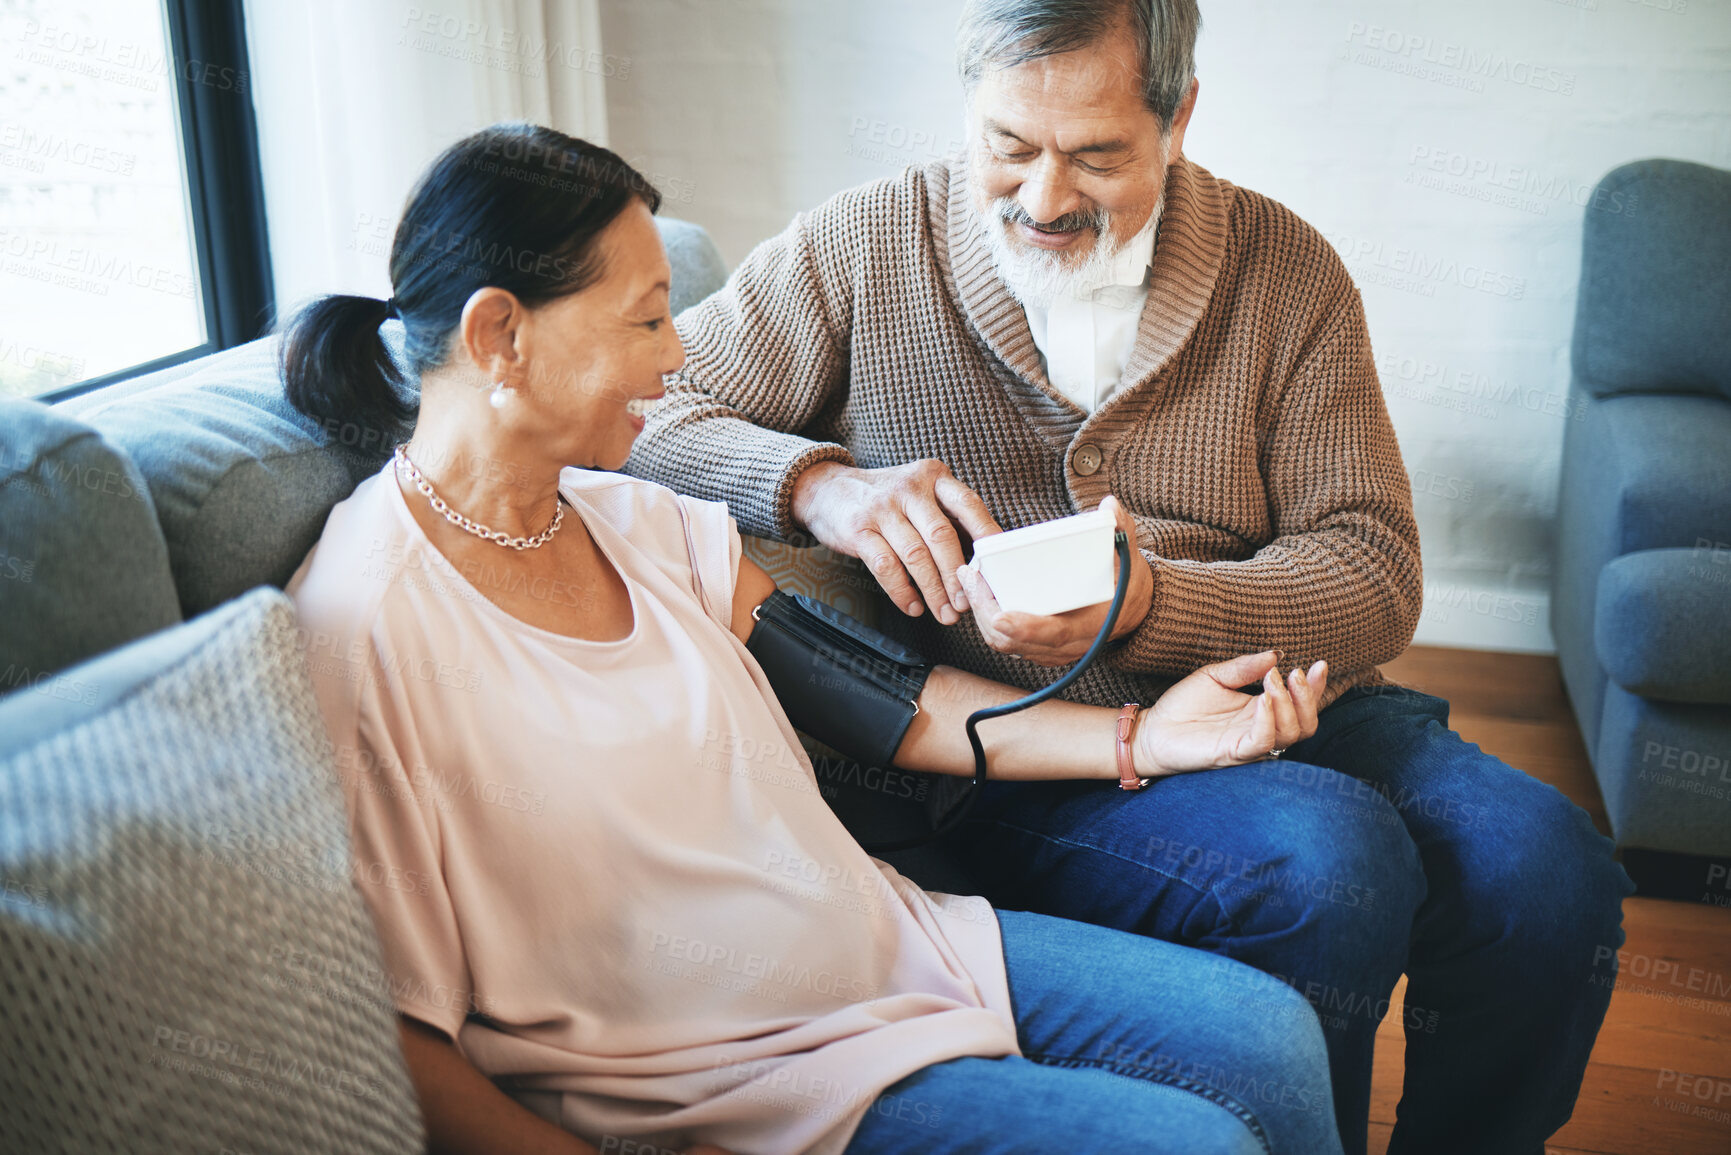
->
xmin=624 ymin=155 xmax=1423 ymax=708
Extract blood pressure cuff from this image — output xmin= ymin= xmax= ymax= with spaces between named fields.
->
xmin=745 ymin=590 xmax=933 ymax=772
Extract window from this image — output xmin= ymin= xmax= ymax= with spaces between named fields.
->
xmin=0 ymin=0 xmax=271 ymax=403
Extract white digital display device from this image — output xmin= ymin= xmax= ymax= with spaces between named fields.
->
xmin=970 ymin=508 xmax=1117 ymax=616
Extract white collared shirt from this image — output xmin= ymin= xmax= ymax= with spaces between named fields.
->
xmin=1023 ymin=221 xmax=1157 ymax=413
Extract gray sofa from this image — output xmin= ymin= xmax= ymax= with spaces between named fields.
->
xmin=0 ymin=219 xmax=727 ymax=1153
xmin=1551 ymin=159 xmax=1731 ymax=898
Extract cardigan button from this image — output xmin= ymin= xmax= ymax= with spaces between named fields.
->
xmin=1071 ymin=442 xmax=1103 ymax=476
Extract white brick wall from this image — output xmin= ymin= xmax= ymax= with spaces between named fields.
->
xmin=601 ymin=0 xmax=1731 ymax=653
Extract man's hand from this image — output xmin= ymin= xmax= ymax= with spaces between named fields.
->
xmin=1132 ymin=652 xmax=1328 ymax=778
xmin=790 ymin=458 xmax=1002 ymax=625
xmin=955 ymin=495 xmax=1155 ymax=667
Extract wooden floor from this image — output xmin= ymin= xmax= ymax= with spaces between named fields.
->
xmin=1369 ymin=648 xmax=1731 ymax=1155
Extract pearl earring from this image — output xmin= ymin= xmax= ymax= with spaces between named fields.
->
xmin=489 ymin=382 xmax=508 ymax=409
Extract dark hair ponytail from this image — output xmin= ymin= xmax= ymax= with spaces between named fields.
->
xmin=281 ymin=122 xmax=662 ymax=448
xmin=281 ymin=294 xmax=413 ymax=447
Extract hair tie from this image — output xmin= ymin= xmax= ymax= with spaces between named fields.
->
xmin=382 ymin=296 xmax=400 ymax=320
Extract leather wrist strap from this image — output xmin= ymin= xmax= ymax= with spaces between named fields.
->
xmin=1116 ymin=703 xmax=1144 ymax=790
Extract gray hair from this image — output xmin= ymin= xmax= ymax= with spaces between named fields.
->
xmin=956 ymin=0 xmax=1201 ymax=130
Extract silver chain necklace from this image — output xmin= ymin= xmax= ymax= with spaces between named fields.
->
xmin=394 ymin=443 xmax=564 ymax=551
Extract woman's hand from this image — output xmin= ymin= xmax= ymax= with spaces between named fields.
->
xmin=1131 ymin=652 xmax=1327 ymax=779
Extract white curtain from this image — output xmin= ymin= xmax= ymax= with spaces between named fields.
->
xmin=242 ymin=0 xmax=611 ymax=314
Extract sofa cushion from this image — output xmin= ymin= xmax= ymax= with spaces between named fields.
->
xmin=1595 ymin=548 xmax=1731 ymax=704
xmin=61 ymin=334 xmax=401 ymax=618
xmin=0 ymin=397 xmax=182 ymax=680
xmin=0 ymin=588 xmax=423 ymax=1154
xmin=1572 ymin=159 xmax=1731 ymax=402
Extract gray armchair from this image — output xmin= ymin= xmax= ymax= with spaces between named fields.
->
xmin=1552 ymin=159 xmax=1731 ymax=897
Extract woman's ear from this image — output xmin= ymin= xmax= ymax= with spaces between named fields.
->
xmin=457 ymin=286 xmax=527 ymax=384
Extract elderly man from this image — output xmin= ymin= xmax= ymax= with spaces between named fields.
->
xmin=625 ymin=2 xmax=1633 ymax=1152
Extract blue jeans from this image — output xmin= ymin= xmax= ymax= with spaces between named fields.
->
xmin=937 ymin=686 xmax=1635 ymax=1155
xmin=843 ymin=908 xmax=1344 ymax=1154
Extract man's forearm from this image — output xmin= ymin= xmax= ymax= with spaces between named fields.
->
xmin=1109 ymin=527 xmax=1423 ymax=680
xmin=625 ymin=394 xmax=854 ymax=541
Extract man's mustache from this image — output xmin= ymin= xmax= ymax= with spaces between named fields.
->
xmin=995 ymin=200 xmax=1109 ymax=236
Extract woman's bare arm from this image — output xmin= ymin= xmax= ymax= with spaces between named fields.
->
xmin=398 ymin=1017 xmax=598 ymax=1155
xmin=727 ymin=555 xmax=1325 ymax=783
xmin=399 ymin=1018 xmax=734 ymax=1155
xmin=895 ymin=652 xmax=1323 ymax=780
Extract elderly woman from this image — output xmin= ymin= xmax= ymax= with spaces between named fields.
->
xmin=285 ymin=124 xmax=1338 ymax=1155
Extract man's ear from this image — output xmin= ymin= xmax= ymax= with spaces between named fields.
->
xmin=1166 ymin=77 xmax=1200 ymax=163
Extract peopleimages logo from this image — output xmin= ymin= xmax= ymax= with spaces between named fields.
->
xmin=1421 ymin=582 xmax=1542 ymax=629
xmin=1376 ymin=351 xmax=1586 ymax=425
xmin=0 ymin=122 xmax=135 ymax=175
xmin=399 ymin=7 xmax=632 ymax=79
xmin=1343 ymin=22 xmax=1577 ymax=96
xmin=1324 ymin=231 xmax=1527 ymax=300
xmin=0 ymin=337 xmax=85 ymax=382
xmin=645 ymin=931 xmax=880 ymax=1001
xmin=150 ymin=1025 xmax=384 ymax=1099
xmin=19 ymin=20 xmax=248 ymax=94
xmin=0 ymin=229 xmax=196 ymax=299
xmin=1406 ymin=146 xmax=1638 ymax=217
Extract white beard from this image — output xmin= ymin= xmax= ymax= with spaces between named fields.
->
xmin=980 ymin=196 xmax=1162 ymax=309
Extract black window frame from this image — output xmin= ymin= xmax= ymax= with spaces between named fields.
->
xmin=38 ymin=0 xmax=273 ymax=404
